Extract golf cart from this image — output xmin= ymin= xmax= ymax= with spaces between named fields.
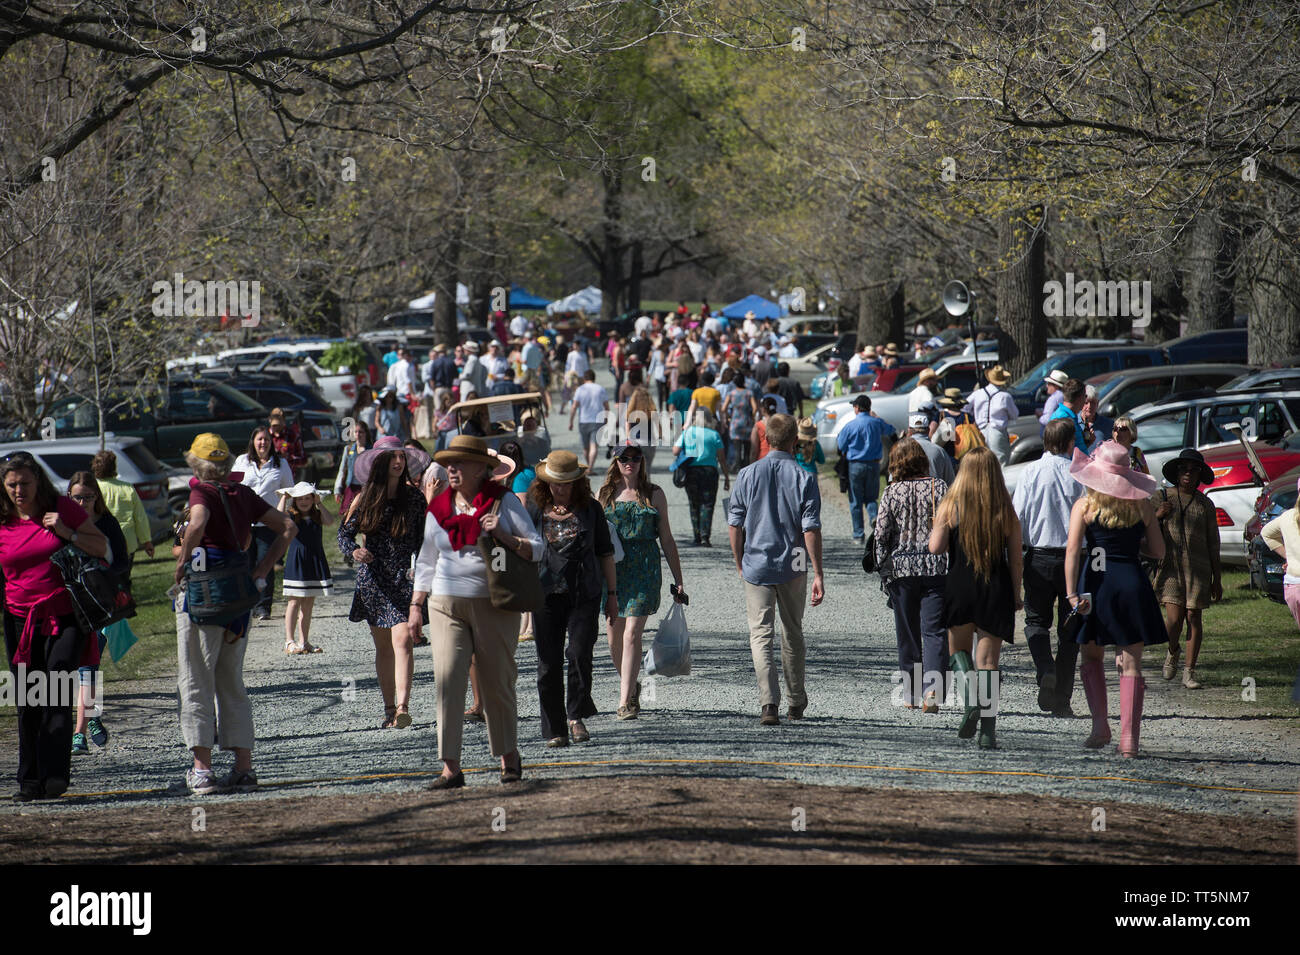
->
xmin=448 ymin=392 xmax=551 ymax=465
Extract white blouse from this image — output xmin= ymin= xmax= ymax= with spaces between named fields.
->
xmin=233 ymin=454 xmax=294 ymax=509
xmin=414 ymin=491 xmax=544 ymax=598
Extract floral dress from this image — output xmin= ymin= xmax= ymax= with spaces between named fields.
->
xmin=338 ymin=489 xmax=427 ymax=628
xmin=605 ymin=498 xmax=662 ymax=617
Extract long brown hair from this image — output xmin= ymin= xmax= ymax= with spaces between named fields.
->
xmin=935 ymin=447 xmax=1015 ymax=581
xmin=597 ymin=453 xmax=655 ymax=508
xmin=351 ymin=450 xmax=418 ymax=537
xmin=246 ymin=427 xmax=282 ymax=468
xmin=67 ymin=471 xmax=106 ymax=515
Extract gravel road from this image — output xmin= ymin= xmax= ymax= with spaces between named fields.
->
xmin=4 ymin=367 xmax=1297 ymax=824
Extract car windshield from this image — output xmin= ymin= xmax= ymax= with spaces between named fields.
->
xmin=1012 ymin=355 xmax=1065 ymax=390
xmin=891 ymin=373 xmax=921 ymax=394
xmin=200 ymin=381 xmax=268 ymax=412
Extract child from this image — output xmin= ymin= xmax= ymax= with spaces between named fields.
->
xmin=277 ymin=482 xmax=335 ymax=654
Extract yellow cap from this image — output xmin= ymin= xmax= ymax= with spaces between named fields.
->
xmin=189 ymin=433 xmax=231 ymax=462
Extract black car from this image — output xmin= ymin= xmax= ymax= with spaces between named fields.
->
xmin=206 ymin=374 xmax=335 ymax=416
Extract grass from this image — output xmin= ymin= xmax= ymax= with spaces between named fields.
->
xmin=1194 ymin=571 xmax=1300 ymax=714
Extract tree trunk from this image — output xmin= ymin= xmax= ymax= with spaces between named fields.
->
xmin=856 ymin=261 xmax=895 ymax=351
xmin=432 ymin=233 xmax=462 ymax=348
xmin=1145 ymin=268 xmax=1184 ymax=343
xmin=888 ymin=279 xmax=906 ymax=349
xmin=1185 ymin=202 xmax=1239 ymax=334
xmin=599 ymin=168 xmax=624 ymax=321
xmin=627 ymin=239 xmax=644 ymax=314
xmin=468 ymin=275 xmax=492 ymax=328
xmin=1246 ymin=224 xmax=1300 ymax=366
xmin=994 ymin=205 xmax=1046 ymax=380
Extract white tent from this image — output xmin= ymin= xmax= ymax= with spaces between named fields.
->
xmin=546 ymin=285 xmax=603 ymax=316
xmin=408 ymin=284 xmax=469 ymax=309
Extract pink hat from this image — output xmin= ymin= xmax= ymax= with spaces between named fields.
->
xmin=1069 ymin=440 xmax=1156 ymax=500
xmin=354 ymin=436 xmax=430 ymax=485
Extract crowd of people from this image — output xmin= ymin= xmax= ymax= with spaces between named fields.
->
xmin=0 ymin=306 xmax=1279 ymax=803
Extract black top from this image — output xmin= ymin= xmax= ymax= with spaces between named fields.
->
xmin=95 ymin=511 xmax=130 ymax=582
xmin=527 ymin=499 xmax=614 ymax=601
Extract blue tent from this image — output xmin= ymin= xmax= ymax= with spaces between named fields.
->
xmin=720 ymin=294 xmax=783 ymax=320
xmin=509 ymin=284 xmax=551 ymax=309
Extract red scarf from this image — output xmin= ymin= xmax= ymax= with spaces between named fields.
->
xmin=429 ymin=482 xmax=505 ymax=550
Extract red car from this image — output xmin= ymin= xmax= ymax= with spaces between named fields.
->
xmin=1191 ymin=441 xmax=1300 ymax=565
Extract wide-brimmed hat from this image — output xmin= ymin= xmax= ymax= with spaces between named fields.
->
xmin=487 ymin=449 xmax=517 ymax=482
xmin=433 ymin=343 xmax=449 ymax=354
xmin=355 ymin=436 xmax=431 ymax=485
xmin=985 ymin=365 xmax=1012 ymax=387
xmin=937 ymin=394 xmax=959 ymax=408
xmin=1044 ymin=369 xmax=1070 ymax=388
xmin=918 ymin=367 xmax=938 ymax=384
xmin=535 ymin=450 xmax=589 ymax=484
xmin=744 ymin=310 xmax=756 ymax=320
xmin=433 ymin=434 xmax=497 ymax=470
xmin=884 ymin=343 xmax=898 ymax=356
xmin=797 ymin=417 xmax=817 ymax=441
xmin=1070 ymin=441 xmax=1157 ymax=500
xmin=463 ymin=340 xmax=480 ymax=353
xmin=864 ymin=346 xmax=878 ymax=358
xmin=277 ymin=481 xmax=330 ymax=499
xmin=1162 ymin=448 xmax=1214 ymax=486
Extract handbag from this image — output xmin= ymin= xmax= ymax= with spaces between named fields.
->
xmin=49 ymin=544 xmax=136 ymax=633
xmin=184 ymin=484 xmax=261 ymax=626
xmin=607 ymin=520 xmax=625 ymax=563
xmin=478 ymin=498 xmax=544 ymax=612
xmin=670 ymin=448 xmax=690 ymax=488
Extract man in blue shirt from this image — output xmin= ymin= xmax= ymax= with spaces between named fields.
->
xmin=728 ymin=414 xmax=824 ymax=726
xmin=836 ymin=394 xmax=897 ymax=541
xmin=1048 ymin=378 xmax=1088 ymax=454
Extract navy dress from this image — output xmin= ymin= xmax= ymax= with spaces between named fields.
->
xmin=942 ymin=524 xmax=1015 ymax=642
xmin=1076 ymin=521 xmax=1167 ymax=646
xmin=283 ymin=517 xmax=333 ymax=597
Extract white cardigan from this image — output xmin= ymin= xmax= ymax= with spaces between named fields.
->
xmin=414 ymin=491 xmax=543 ymax=598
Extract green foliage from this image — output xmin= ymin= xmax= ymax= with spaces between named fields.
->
xmin=319 ymin=341 xmax=368 ymax=374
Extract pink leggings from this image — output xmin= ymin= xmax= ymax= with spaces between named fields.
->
xmin=1286 ymin=584 xmax=1300 ymax=630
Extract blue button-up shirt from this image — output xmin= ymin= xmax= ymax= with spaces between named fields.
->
xmin=728 ymin=450 xmax=821 ymax=586
xmin=836 ymin=412 xmax=896 ymax=462
xmin=1049 ymin=403 xmax=1087 ymax=454
xmin=1011 ymin=452 xmax=1082 ymax=549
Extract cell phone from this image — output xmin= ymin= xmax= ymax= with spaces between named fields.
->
xmin=670 ymin=583 xmax=689 ymax=605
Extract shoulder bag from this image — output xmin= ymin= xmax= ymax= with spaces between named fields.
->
xmin=184 ymin=484 xmax=261 ymax=626
xmin=50 ymin=544 xmax=136 ymax=633
xmin=479 ymin=498 xmax=544 ymax=612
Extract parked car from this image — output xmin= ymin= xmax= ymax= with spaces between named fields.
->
xmin=1189 ymin=439 xmax=1300 ymax=565
xmin=1162 ymin=328 xmax=1249 ymax=365
xmin=1007 ymin=346 xmax=1171 ymax=416
xmin=16 ymin=380 xmax=342 ymax=485
xmin=203 ymin=374 xmax=336 ymax=417
xmin=1223 ymin=368 xmax=1300 ymax=392
xmin=1244 ymin=467 xmax=1300 ymax=599
xmin=778 ymin=315 xmax=841 ymax=335
xmin=215 ymin=338 xmax=384 ymax=415
xmin=0 ymin=436 xmax=173 ymax=543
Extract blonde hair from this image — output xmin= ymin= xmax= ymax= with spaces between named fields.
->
xmin=1084 ymin=487 xmax=1143 ymax=528
xmin=936 ymin=447 xmax=1015 ymax=582
xmin=1114 ymin=415 xmax=1137 ymax=438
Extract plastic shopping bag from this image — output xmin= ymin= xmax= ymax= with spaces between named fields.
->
xmin=103 ymin=617 xmax=139 ymax=662
xmin=644 ymin=602 xmax=691 ymax=677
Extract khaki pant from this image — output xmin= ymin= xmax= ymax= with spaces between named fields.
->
xmin=429 ymin=595 xmax=520 ymax=761
xmin=743 ymin=577 xmax=808 ymax=709
xmin=176 ymin=612 xmax=254 ymax=751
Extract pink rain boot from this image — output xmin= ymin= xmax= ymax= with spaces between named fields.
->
xmin=1080 ymin=659 xmax=1111 ymax=749
xmin=1118 ymin=674 xmax=1145 ymax=757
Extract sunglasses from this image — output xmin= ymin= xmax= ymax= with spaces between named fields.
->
xmin=616 ymin=451 xmax=643 ymax=463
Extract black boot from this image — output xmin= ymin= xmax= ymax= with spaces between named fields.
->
xmin=949 ymin=651 xmax=978 ymax=739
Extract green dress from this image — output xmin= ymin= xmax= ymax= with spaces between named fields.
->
xmin=605 ymin=499 xmax=662 ymax=617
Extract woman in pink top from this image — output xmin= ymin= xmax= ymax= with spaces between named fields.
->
xmin=0 ymin=451 xmax=107 ymax=801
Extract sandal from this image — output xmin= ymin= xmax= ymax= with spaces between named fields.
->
xmin=381 ymin=707 xmax=397 ymax=729
xmin=301 ymin=643 xmax=323 ymax=654
xmin=394 ymin=706 xmax=412 ymax=729
xmin=285 ymin=641 xmax=304 ymax=655
xmin=464 ymin=707 xmax=485 ymax=722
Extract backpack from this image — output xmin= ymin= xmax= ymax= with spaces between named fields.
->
xmin=954 ymin=413 xmax=986 ymax=459
xmin=49 ymin=545 xmax=136 ymax=633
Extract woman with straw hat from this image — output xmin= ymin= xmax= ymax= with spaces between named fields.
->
xmin=793 ymin=417 xmax=825 ymax=475
xmin=526 ymin=451 xmax=618 ymax=747
xmin=338 ymin=436 xmax=430 ymax=729
xmin=1064 ymin=441 xmax=1166 ymax=757
xmin=410 ymin=435 xmax=543 ymax=789
xmin=968 ymin=365 xmax=1017 ymax=465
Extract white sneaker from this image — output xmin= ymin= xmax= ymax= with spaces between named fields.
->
xmin=186 ymin=768 xmax=223 ymax=796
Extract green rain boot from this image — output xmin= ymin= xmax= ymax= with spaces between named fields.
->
xmin=977 ymin=669 xmax=1000 ymax=750
xmin=949 ymin=651 xmax=979 ymax=739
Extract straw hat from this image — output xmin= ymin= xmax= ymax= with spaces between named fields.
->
xmin=535 ymin=450 xmax=589 ymax=484
xmin=354 ymin=436 xmax=431 ymax=484
xmin=463 ymin=340 xmax=480 ymax=354
xmin=1044 ymin=369 xmax=1069 ymax=388
xmin=1069 ymin=441 xmax=1157 ymax=500
xmin=797 ymin=417 xmax=818 ymax=441
xmin=884 ymin=343 xmax=898 ymax=356
xmin=277 ymin=481 xmax=330 ymax=499
xmin=433 ymin=434 xmax=497 ymax=469
xmin=918 ymin=367 xmax=938 ymax=384
xmin=985 ymin=365 xmax=1012 ymax=387
xmin=863 ymin=346 xmax=878 ymax=358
